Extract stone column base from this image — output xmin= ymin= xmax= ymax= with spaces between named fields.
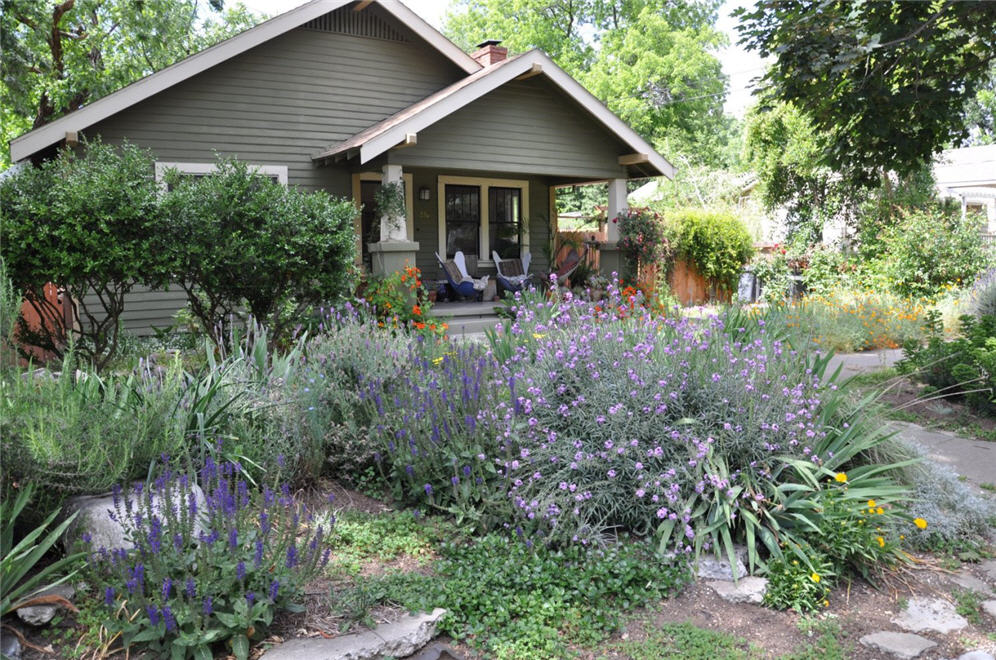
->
xmin=368 ymin=240 xmax=420 ymax=276
xmin=597 ymin=242 xmax=631 ymax=283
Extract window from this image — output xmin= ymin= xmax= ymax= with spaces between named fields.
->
xmin=154 ymin=162 xmax=288 ymax=191
xmin=437 ymin=176 xmax=529 ymax=261
xmin=445 ymin=185 xmax=480 ymax=258
xmin=489 ymin=187 xmax=521 ymax=259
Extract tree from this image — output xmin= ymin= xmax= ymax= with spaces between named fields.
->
xmin=444 ymin=0 xmax=736 ymax=168
xmin=0 ymin=139 xmax=168 ymax=368
xmin=159 ymin=158 xmax=358 ymax=342
xmin=735 ymin=1 xmax=996 ymax=185
xmin=0 ymin=0 xmax=259 ymax=167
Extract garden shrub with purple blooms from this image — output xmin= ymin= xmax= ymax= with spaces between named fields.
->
xmin=81 ymin=454 xmax=332 ymax=660
xmin=360 ymin=342 xmax=512 ymax=530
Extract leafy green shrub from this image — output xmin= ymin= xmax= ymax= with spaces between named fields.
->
xmin=0 ymin=139 xmax=167 ymax=369
xmin=82 ymin=455 xmax=331 ymax=659
xmin=160 ymin=157 xmax=357 ymax=343
xmin=873 ymin=206 xmax=987 ymax=298
xmin=899 ymin=312 xmax=996 ymax=414
xmin=338 ymin=535 xmax=688 ymax=658
xmin=669 ymin=208 xmax=755 ymax=291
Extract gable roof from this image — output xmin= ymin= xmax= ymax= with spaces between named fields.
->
xmin=9 ymin=0 xmax=481 ymax=163
xmin=313 ymin=49 xmax=676 ymax=179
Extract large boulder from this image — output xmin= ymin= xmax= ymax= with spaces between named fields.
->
xmin=64 ymin=482 xmax=206 ymax=552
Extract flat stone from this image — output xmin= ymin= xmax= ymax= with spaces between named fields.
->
xmin=980 ymin=560 xmax=996 ymax=584
xmin=64 ymin=483 xmax=206 ymax=552
xmin=859 ymin=631 xmax=937 ymax=659
xmin=1 ymin=634 xmax=22 ymax=660
xmin=982 ymin=600 xmax=996 ymax=620
xmin=15 ymin=584 xmax=76 ymax=626
xmin=950 ymin=570 xmax=995 ymax=596
xmin=696 ymin=546 xmax=749 ymax=580
xmin=892 ymin=597 xmax=968 ymax=634
xmin=261 ymin=608 xmax=446 ymax=660
xmin=706 ymin=577 xmax=768 ymax=604
xmin=958 ymin=652 xmax=996 ymax=660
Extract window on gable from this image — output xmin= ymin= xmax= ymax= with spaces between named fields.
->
xmin=154 ymin=162 xmax=288 ymax=191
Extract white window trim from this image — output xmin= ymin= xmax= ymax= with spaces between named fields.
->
xmin=436 ymin=175 xmax=530 ymax=263
xmin=351 ymin=172 xmax=415 ymax=263
xmin=154 ymin=162 xmax=289 ymax=190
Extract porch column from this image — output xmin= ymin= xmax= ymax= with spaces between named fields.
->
xmin=368 ymin=164 xmax=420 ymax=276
xmin=600 ymin=178 xmax=629 ymax=279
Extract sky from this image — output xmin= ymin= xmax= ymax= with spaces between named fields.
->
xmin=238 ymin=0 xmax=766 ymax=117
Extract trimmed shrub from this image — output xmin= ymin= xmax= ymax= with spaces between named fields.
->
xmin=0 ymin=140 xmax=167 ymax=369
xmin=160 ymin=158 xmax=357 ymax=343
xmin=669 ymin=209 xmax=755 ymax=292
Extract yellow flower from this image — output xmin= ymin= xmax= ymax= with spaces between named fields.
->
xmin=914 ymin=518 xmax=928 ymax=530
xmin=811 ymin=573 xmax=821 ymax=583
xmin=876 ymin=536 xmax=885 ymax=548
xmin=867 ymin=499 xmax=876 ymax=508
xmin=834 ymin=472 xmax=847 ymax=483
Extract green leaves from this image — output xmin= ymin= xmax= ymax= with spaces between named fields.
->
xmin=736 ymin=1 xmax=996 ymax=184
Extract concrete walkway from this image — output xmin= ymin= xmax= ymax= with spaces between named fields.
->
xmin=825 ymin=348 xmax=904 ymax=379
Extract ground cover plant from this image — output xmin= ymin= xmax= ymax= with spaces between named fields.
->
xmin=334 ymin=533 xmax=687 ymax=659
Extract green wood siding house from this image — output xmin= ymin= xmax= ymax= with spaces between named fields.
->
xmin=10 ymin=0 xmax=674 ymax=334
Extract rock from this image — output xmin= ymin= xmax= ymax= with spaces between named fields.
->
xmin=706 ymin=577 xmax=768 ymax=604
xmin=859 ymin=631 xmax=937 ymax=659
xmin=958 ymin=652 xmax=996 ymax=660
xmin=696 ymin=546 xmax=749 ymax=580
xmin=950 ymin=570 xmax=995 ymax=596
xmin=408 ymin=642 xmax=466 ymax=660
xmin=64 ymin=483 xmax=206 ymax=551
xmin=261 ymin=608 xmax=446 ymax=660
xmin=1 ymin=634 xmax=22 ymax=660
xmin=15 ymin=584 xmax=75 ymax=626
xmin=982 ymin=599 xmax=996 ymax=620
xmin=981 ymin=560 xmax=996 ymax=584
xmin=892 ymin=597 xmax=968 ymax=634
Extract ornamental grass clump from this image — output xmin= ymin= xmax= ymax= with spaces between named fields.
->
xmin=82 ymin=453 xmax=332 ymax=659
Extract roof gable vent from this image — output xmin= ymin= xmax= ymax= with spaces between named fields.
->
xmin=303 ymin=7 xmax=409 ymax=42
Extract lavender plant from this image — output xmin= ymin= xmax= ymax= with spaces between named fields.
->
xmin=360 ymin=342 xmax=512 ymax=530
xmin=82 ymin=454 xmax=332 ymax=659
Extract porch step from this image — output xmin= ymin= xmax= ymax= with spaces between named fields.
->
xmin=432 ymin=301 xmax=503 ymax=336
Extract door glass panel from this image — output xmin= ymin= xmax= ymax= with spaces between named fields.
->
xmin=489 ymin=187 xmax=521 ymax=259
xmin=445 ymin=185 xmax=480 ymax=258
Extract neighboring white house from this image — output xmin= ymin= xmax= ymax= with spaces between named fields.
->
xmin=934 ymin=144 xmax=996 ymax=232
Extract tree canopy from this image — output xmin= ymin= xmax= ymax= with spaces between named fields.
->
xmin=0 ymin=0 xmax=259 ymax=167
xmin=444 ymin=0 xmax=737 ymax=168
xmin=735 ymin=0 xmax=996 ymax=185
